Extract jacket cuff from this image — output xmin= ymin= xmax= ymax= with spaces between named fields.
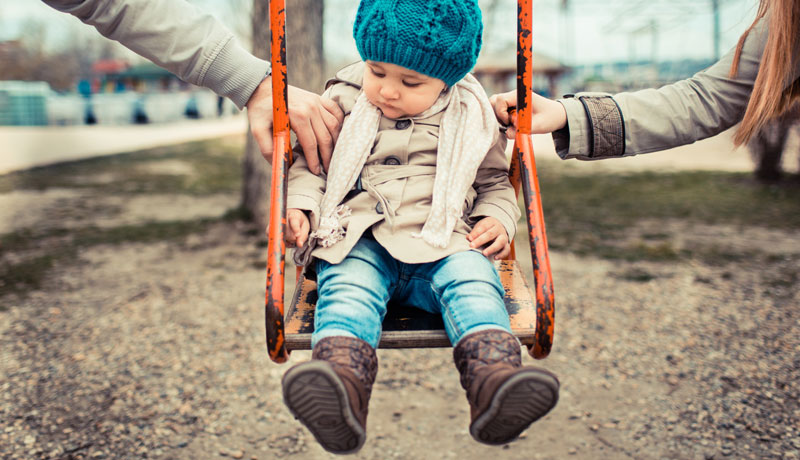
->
xmin=201 ymin=37 xmax=270 ymax=110
xmin=556 ymin=93 xmax=625 ymax=160
xmin=469 ymin=203 xmax=517 ymax=243
xmin=554 ymin=98 xmax=589 ymax=159
xmin=287 ymin=193 xmax=322 ymax=215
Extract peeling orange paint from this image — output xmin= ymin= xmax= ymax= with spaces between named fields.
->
xmin=515 ymin=0 xmax=555 ymax=359
xmin=265 ymin=0 xmax=290 ymax=364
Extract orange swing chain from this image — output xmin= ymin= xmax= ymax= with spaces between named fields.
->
xmin=513 ymin=0 xmax=555 ymax=359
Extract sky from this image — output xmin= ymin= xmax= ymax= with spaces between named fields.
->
xmin=1 ymin=0 xmax=759 ymax=66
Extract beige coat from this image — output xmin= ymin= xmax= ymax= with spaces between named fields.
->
xmin=287 ymin=62 xmax=519 ymax=265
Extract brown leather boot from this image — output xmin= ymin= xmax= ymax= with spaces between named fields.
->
xmin=454 ymin=329 xmax=559 ymax=445
xmin=281 ymin=336 xmax=377 ymax=454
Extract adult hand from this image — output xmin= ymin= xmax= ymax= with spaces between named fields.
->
xmin=467 ymin=217 xmax=511 ymax=260
xmin=489 ymin=90 xmax=568 ymax=140
xmin=246 ymin=80 xmax=344 ymax=175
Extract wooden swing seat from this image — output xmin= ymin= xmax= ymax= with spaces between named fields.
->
xmin=284 ymin=260 xmax=537 ymax=350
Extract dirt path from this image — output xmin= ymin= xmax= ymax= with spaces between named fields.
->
xmin=1 ymin=137 xmax=799 ymax=459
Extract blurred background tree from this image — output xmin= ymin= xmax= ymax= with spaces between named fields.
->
xmin=747 ymin=106 xmax=800 ymax=183
xmin=0 ymin=12 xmax=131 ymax=90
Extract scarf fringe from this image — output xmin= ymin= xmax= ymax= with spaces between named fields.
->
xmin=311 ymin=204 xmax=352 ymax=248
xmin=411 ymin=230 xmax=449 ymax=248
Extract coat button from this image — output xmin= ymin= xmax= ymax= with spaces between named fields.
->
xmin=395 ymin=119 xmax=411 ymax=129
xmin=383 ymin=156 xmax=401 ymax=165
xmin=375 ymin=202 xmax=384 ymax=214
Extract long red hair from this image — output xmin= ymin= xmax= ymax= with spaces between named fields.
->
xmin=730 ymin=0 xmax=800 ymax=145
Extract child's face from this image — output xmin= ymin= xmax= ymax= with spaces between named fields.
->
xmin=363 ymin=61 xmax=446 ymax=119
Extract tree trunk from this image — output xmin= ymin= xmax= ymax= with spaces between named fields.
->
xmin=242 ymin=0 xmax=325 ymax=232
xmin=240 ymin=0 xmax=270 ymax=229
xmin=748 ymin=107 xmax=799 ymax=183
xmin=751 ymin=125 xmax=787 ymax=183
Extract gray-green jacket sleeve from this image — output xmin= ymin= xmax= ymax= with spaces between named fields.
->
xmin=41 ymin=0 xmax=269 ymax=109
xmin=554 ymin=12 xmax=799 ymax=160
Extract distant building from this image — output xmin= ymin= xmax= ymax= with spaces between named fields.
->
xmin=0 ymin=81 xmax=50 ymax=126
xmin=564 ymin=58 xmax=715 ymax=94
xmin=90 ymin=60 xmax=189 ymax=94
xmin=90 ymin=59 xmax=130 ymax=93
xmin=79 ymin=60 xmax=221 ymax=125
xmin=473 ymin=52 xmax=570 ymax=98
xmin=0 ymin=56 xmax=226 ymax=126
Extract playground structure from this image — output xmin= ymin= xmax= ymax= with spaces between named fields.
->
xmin=263 ymin=0 xmax=554 ymax=364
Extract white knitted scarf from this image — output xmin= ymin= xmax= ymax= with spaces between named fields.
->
xmin=311 ymin=73 xmax=496 ymax=249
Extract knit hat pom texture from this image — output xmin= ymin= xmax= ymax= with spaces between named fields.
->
xmin=353 ymin=0 xmax=483 ymax=87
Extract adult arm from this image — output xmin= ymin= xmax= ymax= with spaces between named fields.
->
xmin=555 ymin=13 xmax=775 ymax=160
xmin=42 ymin=0 xmax=342 ymax=172
xmin=247 ymin=83 xmax=343 ymax=174
xmin=494 ymin=13 xmax=799 ymax=160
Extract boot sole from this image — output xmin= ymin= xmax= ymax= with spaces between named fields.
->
xmin=282 ymin=361 xmax=366 ymax=454
xmin=470 ymin=368 xmax=559 ymax=445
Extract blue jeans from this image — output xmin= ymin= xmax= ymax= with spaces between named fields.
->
xmin=312 ymin=237 xmax=511 ymax=349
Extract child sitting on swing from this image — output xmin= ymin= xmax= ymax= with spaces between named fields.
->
xmin=282 ymin=0 xmax=559 ymax=454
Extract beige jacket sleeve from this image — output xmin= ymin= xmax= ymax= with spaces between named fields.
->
xmin=286 ymin=149 xmax=327 ymax=223
xmin=555 ymin=12 xmax=799 ymax=160
xmin=286 ymin=83 xmax=346 ymax=221
xmin=41 ymin=0 xmax=269 ymax=109
xmin=467 ymin=133 xmax=519 ymax=242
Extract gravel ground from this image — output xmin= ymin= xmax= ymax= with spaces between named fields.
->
xmin=1 ymin=159 xmax=799 ymax=459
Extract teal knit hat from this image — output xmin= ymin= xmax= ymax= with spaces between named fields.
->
xmin=353 ymin=0 xmax=483 ymax=87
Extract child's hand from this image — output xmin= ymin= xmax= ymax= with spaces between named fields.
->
xmin=286 ymin=208 xmax=310 ymax=247
xmin=467 ymin=217 xmax=510 ymax=260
